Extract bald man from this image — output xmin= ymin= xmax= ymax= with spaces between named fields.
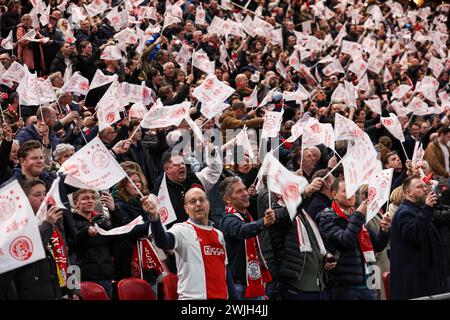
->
xmin=143 ymin=188 xmax=234 ymax=300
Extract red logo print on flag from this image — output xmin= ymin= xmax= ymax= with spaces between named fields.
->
xmin=367 ymin=187 xmax=377 ymax=203
xmin=282 ymin=184 xmax=301 ymax=201
xmin=9 ymin=236 xmax=33 ymax=261
xmin=106 ymin=112 xmax=116 ymax=123
xmin=92 ymin=151 xmax=110 ymax=169
xmin=0 ymin=197 xmax=15 ymax=221
xmin=310 ymin=123 xmax=321 ymax=133
xmin=383 ymin=119 xmax=393 ymax=126
xmin=159 ymin=207 xmax=169 ymax=223
xmin=79 ymin=82 xmax=89 ymax=91
xmin=112 ymin=16 xmax=120 ymax=24
xmin=171 ymin=107 xmax=185 ymax=119
xmin=203 ymin=78 xmax=214 ymax=90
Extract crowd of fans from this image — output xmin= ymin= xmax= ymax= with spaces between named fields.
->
xmin=0 ymin=0 xmax=449 ymax=300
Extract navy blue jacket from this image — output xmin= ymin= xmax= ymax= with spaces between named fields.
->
xmin=15 ymin=124 xmax=59 ymax=151
xmin=391 ymin=200 xmax=446 ymax=299
xmin=220 ymin=211 xmax=266 ymax=283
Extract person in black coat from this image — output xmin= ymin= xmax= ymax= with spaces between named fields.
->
xmin=317 ymin=177 xmax=391 ymax=300
xmin=306 ymin=169 xmax=334 ymax=221
xmin=390 ymin=175 xmax=447 ymax=299
xmin=71 ymin=189 xmax=123 ymax=298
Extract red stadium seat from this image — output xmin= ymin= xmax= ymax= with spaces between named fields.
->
xmin=383 ymin=272 xmax=391 ymax=300
xmin=161 ymin=273 xmax=178 ymax=300
xmin=80 ymin=282 xmax=110 ymax=300
xmin=117 ymin=278 xmax=157 ymax=300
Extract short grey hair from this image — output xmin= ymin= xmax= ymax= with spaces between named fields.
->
xmin=220 ymin=176 xmax=243 ymax=199
xmin=53 ymin=143 xmax=75 ymax=160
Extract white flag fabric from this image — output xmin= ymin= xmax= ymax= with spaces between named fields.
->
xmin=412 ymin=141 xmax=425 ymax=165
xmin=96 ymin=81 xmax=124 ymax=131
xmin=37 ymin=78 xmax=57 ymax=104
xmin=89 ymin=69 xmax=118 ymax=91
xmin=391 ymin=84 xmax=412 ymax=100
xmin=192 ymin=49 xmax=215 ymax=75
xmin=95 ymin=216 xmax=144 ymax=236
xmin=367 ymin=55 xmax=384 ymax=74
xmin=302 ymin=118 xmax=335 ymax=150
xmin=155 ymin=174 xmax=177 ymax=226
xmin=383 ymin=67 xmax=393 ymax=83
xmin=322 ymin=59 xmax=345 ymax=76
xmin=365 ymin=98 xmax=382 ymax=114
xmin=0 ymin=180 xmax=46 ymax=274
xmin=0 ymin=30 xmax=13 ymax=50
xmin=342 ymin=134 xmax=382 ymax=198
xmin=275 ymin=60 xmax=288 ymax=79
xmin=288 ymin=51 xmax=301 ymax=71
xmin=36 ymin=176 xmax=66 ymax=225
xmin=261 ymin=110 xmax=283 ymax=139
xmin=258 ymin=88 xmax=277 ymax=108
xmin=286 ymin=121 xmax=304 ymax=143
xmin=344 ymin=80 xmax=357 ymax=109
xmin=349 ymin=58 xmax=368 ymax=80
xmin=334 ymin=113 xmax=365 ymax=141
xmin=184 ymin=114 xmax=205 ymax=143
xmin=163 ymin=14 xmax=181 ymax=29
xmin=330 ymin=83 xmax=347 ymax=102
xmin=243 ymin=87 xmax=258 ymax=108
xmin=366 ymin=169 xmax=394 ymax=223
xmin=407 ymin=97 xmax=434 ymax=116
xmin=16 ymin=70 xmax=40 ymax=106
xmin=438 ymin=91 xmax=450 ymax=110
xmin=341 ymin=40 xmax=362 ymax=59
xmin=120 ymin=82 xmax=144 ymax=105
xmin=85 ymin=0 xmax=108 ymax=17
xmin=61 ymin=71 xmax=90 ymax=95
xmin=284 ymin=84 xmax=309 ymax=103
xmin=200 ymin=102 xmax=229 ymax=120
xmin=235 ymin=127 xmax=255 ymax=159
xmin=59 ymin=137 xmax=127 ymax=190
xmin=129 ymin=101 xmax=148 ymax=119
xmin=262 ymin=152 xmax=309 ymax=220
xmin=195 ymin=3 xmax=206 ymax=25
xmin=175 ymin=44 xmax=192 ymax=72
xmin=192 ymin=74 xmax=235 ymax=105
xmin=141 ymin=100 xmax=189 ymax=129
xmin=1 ymin=62 xmax=26 ymax=83
xmin=381 ymin=113 xmax=405 ymax=142
xmin=428 ymin=56 xmax=444 ymax=78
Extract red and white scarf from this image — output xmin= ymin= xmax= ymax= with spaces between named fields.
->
xmin=332 ymin=201 xmax=376 ymax=263
xmin=131 ymin=238 xmax=168 ymax=280
xmin=225 ymin=206 xmax=272 ymax=298
xmin=48 ymin=227 xmax=68 ymax=287
xmin=294 ymin=210 xmax=327 ymax=256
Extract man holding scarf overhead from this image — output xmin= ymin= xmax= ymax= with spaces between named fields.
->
xmin=317 ymin=177 xmax=391 ymax=300
xmin=220 ymin=176 xmax=275 ymax=300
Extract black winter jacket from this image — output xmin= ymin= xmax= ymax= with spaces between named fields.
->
xmin=317 ymin=207 xmax=390 ymax=287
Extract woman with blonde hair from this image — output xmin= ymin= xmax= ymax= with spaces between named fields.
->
xmin=113 ymin=168 xmax=154 ymax=282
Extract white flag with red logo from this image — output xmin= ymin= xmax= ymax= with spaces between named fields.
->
xmin=349 ymin=57 xmax=368 ymax=80
xmin=129 ymin=101 xmax=148 ymax=119
xmin=243 ymin=86 xmax=258 ymax=109
xmin=261 ymin=110 xmax=283 ymax=139
xmin=438 ymin=91 xmax=450 ymax=110
xmin=365 ymin=98 xmax=382 ymax=114
xmin=330 ymin=83 xmax=347 ymax=102
xmin=275 ymin=60 xmax=288 ymax=79
xmin=153 ymin=174 xmax=177 ymax=227
xmin=184 ymin=114 xmax=205 ymax=143
xmin=268 ymin=28 xmax=283 ymax=46
xmin=407 ymin=97 xmax=434 ymax=116
xmin=284 ymin=83 xmax=309 ymax=103
xmin=85 ymin=0 xmax=108 ymax=17
xmin=163 ymin=14 xmax=181 ymax=29
xmin=0 ymin=180 xmax=46 ymax=274
xmin=342 ymin=134 xmax=382 ymax=198
xmin=1 ymin=62 xmax=26 ymax=83
xmin=114 ymin=28 xmax=139 ymax=47
xmin=59 ymin=137 xmax=127 ymax=190
xmin=381 ymin=113 xmax=405 ymax=142
xmin=141 ymin=100 xmax=189 ymax=129
xmin=89 ymin=69 xmax=118 ymax=91
xmin=1 ymin=30 xmax=13 ymax=50
xmin=391 ymin=84 xmax=412 ymax=100
xmin=192 ymin=49 xmax=215 ymax=75
xmin=322 ymin=59 xmax=345 ymax=76
xmin=195 ymin=3 xmax=206 ymax=25
xmin=175 ymin=44 xmax=192 ymax=72
xmin=303 ymin=118 xmax=335 ymax=150
xmin=428 ymin=56 xmax=444 ymax=79
xmin=344 ymin=80 xmax=357 ymax=109
xmin=16 ymin=70 xmax=40 ymax=106
xmin=120 ymin=82 xmax=143 ymax=104
xmin=37 ymin=78 xmax=57 ymax=104
xmin=96 ymin=81 xmax=124 ymax=131
xmin=286 ymin=120 xmax=304 ymax=143
xmin=412 ymin=140 xmax=425 ymax=165
xmin=368 ymin=55 xmax=384 ymax=74
xmin=341 ymin=40 xmax=362 ymax=59
xmin=334 ymin=113 xmax=365 ymax=141
xmin=35 ymin=177 xmax=66 ymax=225
xmin=193 ymin=74 xmax=235 ymax=105
xmin=61 ymin=71 xmax=90 ymax=95
xmin=258 ymin=88 xmax=277 ymax=108
xmin=262 ymin=152 xmax=309 ymax=220
xmin=366 ymin=169 xmax=393 ymax=223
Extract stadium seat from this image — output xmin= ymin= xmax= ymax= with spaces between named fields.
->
xmin=383 ymin=272 xmax=391 ymax=300
xmin=80 ymin=282 xmax=110 ymax=300
xmin=161 ymin=273 xmax=178 ymax=300
xmin=117 ymin=278 xmax=157 ymax=300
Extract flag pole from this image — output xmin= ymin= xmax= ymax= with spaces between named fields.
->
xmin=0 ymin=106 xmax=6 ymax=123
xmin=400 ymin=142 xmax=410 ymax=161
xmin=267 ymin=177 xmax=272 ymax=209
xmin=128 ymin=123 xmax=142 ymax=141
xmin=126 ymin=173 xmax=145 ymax=198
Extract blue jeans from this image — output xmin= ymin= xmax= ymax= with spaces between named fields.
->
xmin=94 ymin=280 xmax=113 ymax=298
xmin=234 ymin=284 xmax=265 ymax=300
xmin=280 ymin=284 xmax=328 ymax=300
xmin=329 ymin=286 xmax=377 ymax=300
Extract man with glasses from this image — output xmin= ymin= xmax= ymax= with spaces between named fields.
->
xmin=143 ymin=187 xmax=234 ymax=300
